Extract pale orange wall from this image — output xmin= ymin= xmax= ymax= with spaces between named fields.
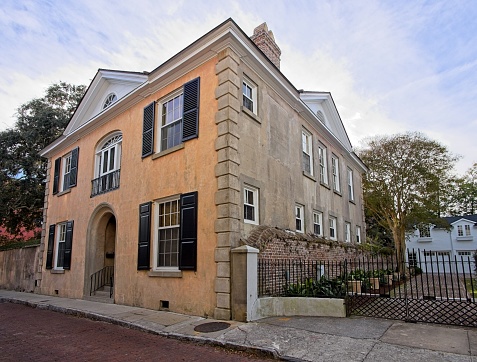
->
xmin=41 ymin=58 xmax=219 ymax=317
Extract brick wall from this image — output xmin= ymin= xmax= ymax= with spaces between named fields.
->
xmin=245 ymin=225 xmax=368 ymax=262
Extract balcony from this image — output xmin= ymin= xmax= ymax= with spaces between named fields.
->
xmin=91 ymin=170 xmax=120 ymax=197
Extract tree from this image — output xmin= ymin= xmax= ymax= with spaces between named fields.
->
xmin=359 ymin=132 xmax=458 ymax=272
xmin=0 ymin=82 xmax=86 ymax=235
xmin=446 ymin=163 xmax=477 ymax=215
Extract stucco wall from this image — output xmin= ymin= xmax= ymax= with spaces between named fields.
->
xmin=39 ymin=58 xmax=219 ymax=317
xmin=0 ymin=245 xmax=39 ymax=292
xmin=235 ymin=62 xmax=365 ymax=242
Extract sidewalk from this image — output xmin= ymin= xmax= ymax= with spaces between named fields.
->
xmin=1 ymin=289 xmax=475 ymax=361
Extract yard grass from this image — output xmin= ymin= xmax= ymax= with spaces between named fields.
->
xmin=465 ymin=279 xmax=477 ymax=299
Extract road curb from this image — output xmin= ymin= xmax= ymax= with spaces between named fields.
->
xmin=0 ymin=297 xmax=281 ymax=360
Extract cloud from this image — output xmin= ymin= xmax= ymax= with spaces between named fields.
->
xmin=0 ymin=0 xmax=475 ymax=174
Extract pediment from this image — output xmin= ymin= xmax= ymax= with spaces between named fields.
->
xmin=64 ymin=69 xmax=148 ymax=135
xmin=299 ymin=92 xmax=353 ymax=151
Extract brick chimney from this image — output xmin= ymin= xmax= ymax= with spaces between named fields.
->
xmin=250 ymin=23 xmax=281 ymax=69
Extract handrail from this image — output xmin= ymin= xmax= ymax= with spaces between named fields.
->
xmin=90 ymin=266 xmax=114 ymax=296
xmin=91 ymin=170 xmax=120 ymax=197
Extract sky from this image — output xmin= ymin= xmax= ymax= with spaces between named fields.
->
xmin=1 ymin=0 xmax=476 ymax=174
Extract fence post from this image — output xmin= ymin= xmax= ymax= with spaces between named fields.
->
xmin=231 ymin=245 xmax=259 ymax=322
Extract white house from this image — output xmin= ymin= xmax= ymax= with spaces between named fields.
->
xmin=407 ymin=215 xmax=477 ymax=273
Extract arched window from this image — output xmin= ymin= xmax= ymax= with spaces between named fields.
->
xmin=91 ymin=132 xmax=122 ymax=196
xmin=103 ymin=93 xmax=117 ymax=109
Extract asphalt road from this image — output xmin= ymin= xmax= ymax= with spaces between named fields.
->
xmin=0 ymin=303 xmax=271 ymax=362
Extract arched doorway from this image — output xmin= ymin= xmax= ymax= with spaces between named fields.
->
xmin=84 ymin=204 xmax=116 ymax=301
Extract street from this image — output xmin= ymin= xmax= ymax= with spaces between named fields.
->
xmin=0 ymin=303 xmax=271 ymax=361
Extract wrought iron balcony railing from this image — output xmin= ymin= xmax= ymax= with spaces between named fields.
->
xmin=91 ymin=170 xmax=120 ymax=197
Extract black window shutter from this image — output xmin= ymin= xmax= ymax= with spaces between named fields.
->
xmin=137 ymin=202 xmax=152 ymax=270
xmin=179 ymin=191 xmax=198 ymax=270
xmin=142 ymin=102 xmax=155 ymax=157
xmin=182 ymin=77 xmax=200 ymax=142
xmin=63 ymin=220 xmax=74 ymax=270
xmin=52 ymin=158 xmax=61 ymax=194
xmin=45 ymin=224 xmax=55 ymax=269
xmin=69 ymin=147 xmax=79 ymax=188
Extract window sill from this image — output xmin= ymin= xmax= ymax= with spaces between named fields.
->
xmin=303 ymin=171 xmax=316 ymax=182
xmin=51 ymin=269 xmax=65 ymax=274
xmin=320 ymin=182 xmax=330 ymax=190
xmin=57 ymin=189 xmax=71 ymax=197
xmin=456 ymin=236 xmax=473 ymax=242
xmin=148 ymin=270 xmax=183 ymax=278
xmin=417 ymin=237 xmax=432 ymax=243
xmin=152 ymin=143 xmax=185 ymax=160
xmin=333 ymin=190 xmax=342 ymax=197
xmin=241 ymin=106 xmax=261 ymax=124
xmin=349 ymin=199 xmax=356 ymax=205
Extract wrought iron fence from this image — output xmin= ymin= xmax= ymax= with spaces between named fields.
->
xmin=258 ymin=249 xmax=476 ymax=302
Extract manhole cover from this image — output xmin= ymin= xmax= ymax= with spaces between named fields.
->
xmin=194 ymin=322 xmax=231 ymax=333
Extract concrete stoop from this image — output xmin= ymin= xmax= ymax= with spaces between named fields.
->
xmin=85 ymin=286 xmax=114 ymax=304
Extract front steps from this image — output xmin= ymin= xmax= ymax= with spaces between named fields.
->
xmin=85 ymin=286 xmax=114 ymax=304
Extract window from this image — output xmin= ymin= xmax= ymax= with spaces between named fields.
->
xmin=142 ymin=78 xmax=200 ymax=158
xmin=329 ymin=217 xmax=337 ymax=240
xmin=45 ymin=221 xmax=74 ymax=270
xmin=318 ymin=146 xmax=328 ymax=184
xmin=347 ymin=168 xmax=354 ymax=201
xmin=160 ymin=92 xmax=183 ymax=151
xmin=458 ymin=251 xmax=472 ymax=256
xmin=244 ymin=186 xmax=259 ymax=224
xmin=62 ymin=154 xmax=72 ymax=191
xmin=52 ymin=147 xmax=79 ymax=194
xmin=313 ymin=211 xmax=323 ymax=236
xmin=465 ymin=224 xmax=471 ymax=236
xmin=55 ymin=223 xmax=67 ymax=269
xmin=302 ymin=130 xmax=313 ymax=175
xmin=345 ymin=222 xmax=351 ymax=243
xmin=92 ymin=133 xmax=122 ymax=196
xmin=138 ymin=192 xmax=198 ymax=271
xmin=408 ymin=252 xmax=417 ymax=268
xmin=103 ymin=93 xmax=117 ymax=109
xmin=156 ymin=198 xmax=180 ymax=268
xmin=418 ymin=224 xmax=431 ymax=238
xmin=295 ymin=205 xmax=304 ymax=233
xmin=458 ymin=225 xmax=463 ymax=236
xmin=331 ymin=155 xmax=340 ymax=192
xmin=242 ymin=77 xmax=257 ymax=114
xmin=356 ymin=226 xmax=361 ymax=243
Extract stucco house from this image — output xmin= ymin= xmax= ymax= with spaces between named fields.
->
xmin=407 ymin=215 xmax=477 ymax=272
xmin=37 ymin=19 xmax=366 ymax=320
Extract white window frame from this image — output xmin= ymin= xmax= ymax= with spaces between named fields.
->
xmin=54 ymin=222 xmax=67 ymax=270
xmin=347 ymin=168 xmax=354 ymax=201
xmin=465 ymin=224 xmax=471 ymax=236
xmin=153 ymin=195 xmax=180 ymax=271
xmin=458 ymin=225 xmax=463 ymax=236
xmin=458 ymin=251 xmax=472 ymax=256
xmin=158 ymin=89 xmax=183 ymax=152
xmin=329 ymin=217 xmax=337 ymax=241
xmin=295 ymin=204 xmax=304 ymax=233
xmin=313 ymin=211 xmax=323 ymax=236
xmin=301 ymin=129 xmax=313 ymax=175
xmin=244 ymin=186 xmax=259 ymax=225
xmin=96 ymin=133 xmax=122 ymax=178
xmin=345 ymin=222 xmax=351 ymax=243
xmin=331 ymin=154 xmax=341 ymax=192
xmin=418 ymin=224 xmax=431 ymax=238
xmin=102 ymin=93 xmax=117 ymax=109
xmin=61 ymin=152 xmax=72 ymax=191
xmin=242 ymin=77 xmax=257 ymax=114
xmin=356 ymin=226 xmax=361 ymax=243
xmin=318 ymin=145 xmax=328 ymax=184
